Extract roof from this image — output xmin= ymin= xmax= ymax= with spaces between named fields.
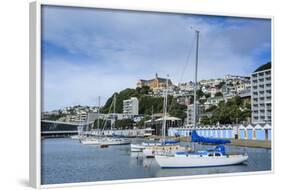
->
xmin=155 ymin=116 xmax=181 ymax=121
xmin=254 ymin=62 xmax=271 ymax=72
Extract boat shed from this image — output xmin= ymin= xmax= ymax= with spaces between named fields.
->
xmin=239 ymin=124 xmax=246 ymax=139
xmin=246 ymin=124 xmax=254 ymax=140
xmin=254 ymin=124 xmax=265 ymax=140
xmin=264 ymin=123 xmax=271 ymax=140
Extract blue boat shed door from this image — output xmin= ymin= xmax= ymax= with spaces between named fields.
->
xmin=247 ymin=129 xmax=253 ymax=140
xmin=239 ymin=129 xmax=245 ymax=139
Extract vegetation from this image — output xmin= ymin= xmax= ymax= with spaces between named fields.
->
xmin=114 ymin=119 xmax=134 ymax=129
xmin=214 ymin=92 xmax=223 ymax=97
xmin=200 ymin=96 xmax=251 ymax=125
xmin=100 ymin=87 xmax=186 ymax=120
xmin=101 ymin=87 xmax=251 ymax=127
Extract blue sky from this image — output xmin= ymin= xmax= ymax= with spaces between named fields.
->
xmin=41 ymin=5 xmax=271 ymax=111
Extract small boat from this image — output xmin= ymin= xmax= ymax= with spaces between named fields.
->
xmin=130 ymin=142 xmax=162 ymax=152
xmin=99 ymin=137 xmax=131 ymax=146
xmin=155 ymin=145 xmax=248 ymax=168
xmin=80 ymin=137 xmax=101 ymax=145
xmin=143 ymin=144 xmax=188 ymax=158
xmin=70 ymin=135 xmax=80 ymax=139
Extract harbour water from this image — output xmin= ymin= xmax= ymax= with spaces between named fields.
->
xmin=41 ymin=138 xmax=271 ymax=185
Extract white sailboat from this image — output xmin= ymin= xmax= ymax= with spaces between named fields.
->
xmin=80 ymin=96 xmax=102 ymax=145
xmin=155 ymin=28 xmax=248 ymax=168
xmin=98 ymin=94 xmax=131 ymax=146
xmin=155 ymin=148 xmax=248 ymax=168
xmin=130 ymin=142 xmax=162 ymax=152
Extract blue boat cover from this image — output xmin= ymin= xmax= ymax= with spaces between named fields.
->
xmin=191 ymin=130 xmax=231 ymax=144
xmin=163 ymin=139 xmax=180 ymax=145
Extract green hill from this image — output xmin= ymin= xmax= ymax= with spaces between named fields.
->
xmin=100 ymin=87 xmax=186 ymax=120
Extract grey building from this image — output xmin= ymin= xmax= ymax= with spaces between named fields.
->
xmin=123 ymin=97 xmax=139 ymax=115
xmin=251 ymin=62 xmax=272 ymax=124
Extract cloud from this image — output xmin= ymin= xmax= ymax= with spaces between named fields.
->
xmin=41 ymin=6 xmax=271 ymax=111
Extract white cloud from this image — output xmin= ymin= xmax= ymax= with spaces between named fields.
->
xmin=41 ymin=6 xmax=271 ymax=111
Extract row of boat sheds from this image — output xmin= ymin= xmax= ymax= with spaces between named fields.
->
xmin=168 ymin=124 xmax=272 ymax=141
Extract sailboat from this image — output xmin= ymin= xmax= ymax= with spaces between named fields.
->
xmin=80 ymin=96 xmax=102 ymax=145
xmin=155 ymin=28 xmax=248 ymax=168
xmin=141 ymin=75 xmax=187 ymax=157
xmin=98 ymin=94 xmax=131 ymax=146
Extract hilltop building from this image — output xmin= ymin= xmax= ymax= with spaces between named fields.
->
xmin=123 ymin=97 xmax=139 ymax=115
xmin=137 ymin=73 xmax=173 ymax=90
xmin=251 ymin=62 xmax=272 ymax=124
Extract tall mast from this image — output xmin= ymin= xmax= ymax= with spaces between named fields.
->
xmin=162 ymin=75 xmax=169 ymax=140
xmin=112 ymin=94 xmax=116 ymax=131
xmin=97 ymin=96 xmax=100 ymax=133
xmin=193 ymin=29 xmax=199 ymax=130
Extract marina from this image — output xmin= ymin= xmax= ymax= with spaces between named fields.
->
xmin=39 ymin=7 xmax=273 ymax=186
xmin=41 ymin=138 xmax=271 ymax=185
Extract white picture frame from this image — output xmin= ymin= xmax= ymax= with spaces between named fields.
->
xmin=29 ymin=0 xmax=274 ymax=189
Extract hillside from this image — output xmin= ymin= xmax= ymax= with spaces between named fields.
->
xmin=100 ymin=87 xmax=186 ymax=119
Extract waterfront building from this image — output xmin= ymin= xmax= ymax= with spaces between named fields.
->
xmin=254 ymin=124 xmax=265 ymax=140
xmin=246 ymin=124 xmax=254 ymax=140
xmin=137 ymin=73 xmax=173 ymax=90
xmin=168 ymin=124 xmax=271 ymax=141
xmin=251 ymin=62 xmax=272 ymax=124
xmin=123 ymin=97 xmax=139 ymax=115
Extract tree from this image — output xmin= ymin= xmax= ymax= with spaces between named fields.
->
xmin=115 ymin=119 xmax=134 ymax=129
xmin=214 ymin=92 xmax=223 ymax=97
xmin=200 ymin=116 xmax=211 ymax=125
xmin=204 ymin=93 xmax=211 ymax=99
xmin=205 ymin=105 xmax=217 ymax=112
xmin=217 ymin=81 xmax=225 ymax=89
xmin=196 ymin=89 xmax=204 ymax=99
xmin=136 ymin=115 xmax=151 ymax=128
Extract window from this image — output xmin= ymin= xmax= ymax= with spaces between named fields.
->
xmin=208 ymin=153 xmax=214 ymax=157
xmin=215 ymin=153 xmax=221 ymax=157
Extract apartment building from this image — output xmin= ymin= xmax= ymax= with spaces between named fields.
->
xmin=123 ymin=97 xmax=139 ymax=115
xmin=251 ymin=62 xmax=272 ymax=124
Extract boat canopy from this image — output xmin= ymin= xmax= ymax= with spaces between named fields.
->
xmin=163 ymin=139 xmax=180 ymax=145
xmin=191 ymin=130 xmax=231 ymax=144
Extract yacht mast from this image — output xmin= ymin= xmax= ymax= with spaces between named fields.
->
xmin=193 ymin=29 xmax=199 ymax=130
xmin=97 ymin=96 xmax=100 ymax=134
xmin=162 ymin=75 xmax=169 ymax=140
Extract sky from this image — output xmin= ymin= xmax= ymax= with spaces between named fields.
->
xmin=41 ymin=5 xmax=271 ymax=111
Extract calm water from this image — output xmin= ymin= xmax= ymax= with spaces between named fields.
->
xmin=41 ymin=138 xmax=271 ymax=185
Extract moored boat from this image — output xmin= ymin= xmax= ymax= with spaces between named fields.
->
xmin=99 ymin=137 xmax=131 ymax=146
xmin=155 ymin=28 xmax=248 ymax=168
xmin=143 ymin=144 xmax=188 ymax=158
xmin=155 ymin=145 xmax=248 ymax=168
xmin=130 ymin=142 xmax=162 ymax=152
xmin=80 ymin=137 xmax=101 ymax=145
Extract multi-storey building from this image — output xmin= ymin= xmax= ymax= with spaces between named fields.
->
xmin=137 ymin=73 xmax=173 ymax=90
xmin=123 ymin=97 xmax=139 ymax=115
xmin=251 ymin=62 xmax=271 ymax=124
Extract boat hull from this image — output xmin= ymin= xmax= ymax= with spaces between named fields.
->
xmin=80 ymin=139 xmax=100 ymax=145
xmin=143 ymin=145 xmax=186 ymax=158
xmin=130 ymin=144 xmax=145 ymax=152
xmin=155 ymin=154 xmax=248 ymax=168
xmin=100 ymin=139 xmax=131 ymax=146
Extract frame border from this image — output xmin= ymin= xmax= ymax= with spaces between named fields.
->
xmin=29 ymin=0 xmax=274 ymax=189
